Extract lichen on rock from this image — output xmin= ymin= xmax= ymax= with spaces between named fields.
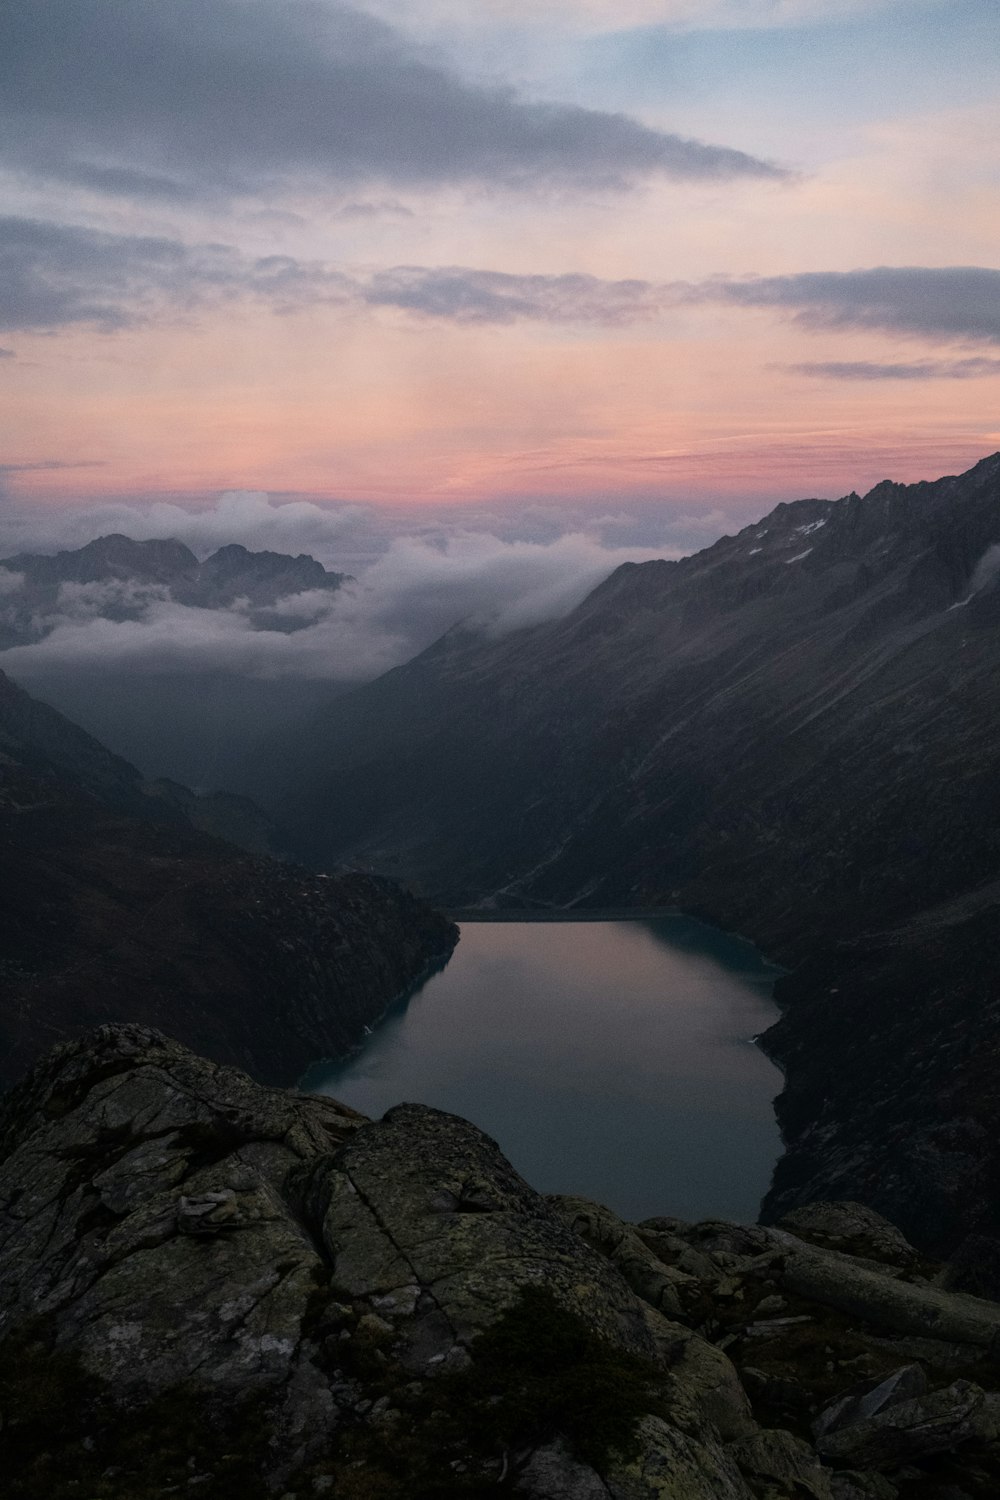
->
xmin=4 ymin=1024 xmax=1000 ymax=1498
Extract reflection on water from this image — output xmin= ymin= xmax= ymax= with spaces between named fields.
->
xmin=304 ymin=918 xmax=784 ymax=1224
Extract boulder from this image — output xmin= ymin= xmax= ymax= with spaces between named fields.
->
xmin=515 ymin=1440 xmax=613 ymax=1499
xmin=829 ymin=1473 xmax=898 ymax=1499
xmin=766 ymin=1230 xmax=1000 ymax=1351
xmin=0 ymin=1024 xmax=760 ymax=1497
xmin=552 ymin=1195 xmax=756 ymax=1442
xmin=775 ymin=1204 xmax=919 ymax=1270
xmin=815 ymin=1381 xmax=1000 ymax=1469
xmin=549 ymin=1195 xmax=694 ymax=1321
xmin=605 ymin=1414 xmax=752 ymax=1500
xmin=812 ymin=1365 xmax=928 ymax=1441
xmin=311 ymin=1112 xmax=663 ymax=1366
xmin=728 ymin=1427 xmax=834 ymax=1499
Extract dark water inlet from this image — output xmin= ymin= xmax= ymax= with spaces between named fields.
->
xmin=304 ymin=917 xmax=784 ymax=1224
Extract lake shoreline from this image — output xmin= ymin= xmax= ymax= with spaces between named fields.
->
xmin=307 ymin=916 xmax=785 ymax=1224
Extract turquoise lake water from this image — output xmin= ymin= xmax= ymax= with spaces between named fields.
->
xmin=305 ymin=917 xmax=784 ymax=1224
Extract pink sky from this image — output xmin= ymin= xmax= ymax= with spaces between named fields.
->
xmin=3 ymin=0 xmax=999 ymax=536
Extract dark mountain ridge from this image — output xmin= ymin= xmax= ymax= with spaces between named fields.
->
xmin=2 ymin=533 xmax=200 ymax=590
xmin=0 ymin=661 xmax=148 ymax=811
xmin=274 ymin=453 xmax=1000 ymax=926
xmin=267 ymin=453 xmax=1000 ymax=1251
xmin=0 ymin=670 xmax=456 ymax=1088
xmin=183 ymin=540 xmax=347 ymax=607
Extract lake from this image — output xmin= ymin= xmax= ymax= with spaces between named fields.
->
xmin=305 ymin=917 xmax=784 ymax=1224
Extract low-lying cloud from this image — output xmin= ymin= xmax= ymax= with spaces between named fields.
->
xmin=0 ymin=0 xmax=779 ymax=203
xmin=1 ymin=530 xmax=677 ymax=683
xmin=1 ymin=485 xmax=732 ymax=564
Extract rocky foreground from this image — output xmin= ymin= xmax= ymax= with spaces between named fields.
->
xmin=5 ymin=1026 xmax=1000 ymax=1499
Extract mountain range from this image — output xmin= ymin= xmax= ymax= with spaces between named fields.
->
xmin=4 ymin=454 xmax=1000 ymax=1497
xmin=262 ymin=452 xmax=1000 ymax=1251
xmin=0 ymin=533 xmax=349 ymax=646
xmin=3 ymin=454 xmax=999 ymax=1252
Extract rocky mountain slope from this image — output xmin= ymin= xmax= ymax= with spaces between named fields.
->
xmin=272 ymin=453 xmax=1000 ymax=925
xmin=0 ymin=666 xmax=283 ymax=850
xmin=265 ymin=454 xmax=1000 ymax=1251
xmin=5 ymin=1023 xmax=1000 ymax=1500
xmin=0 ymin=672 xmax=456 ymax=1087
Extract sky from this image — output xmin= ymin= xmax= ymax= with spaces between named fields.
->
xmin=2 ymin=0 xmax=1000 ymax=563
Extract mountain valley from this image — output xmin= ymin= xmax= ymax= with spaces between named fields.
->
xmin=261 ymin=453 xmax=1000 ymax=1251
xmin=2 ymin=455 xmax=1000 ymax=1498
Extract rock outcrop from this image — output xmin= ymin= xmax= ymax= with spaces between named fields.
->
xmin=4 ymin=1026 xmax=1000 ymax=1498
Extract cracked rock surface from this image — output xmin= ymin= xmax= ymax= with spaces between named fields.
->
xmin=5 ymin=1025 xmax=1000 ymax=1499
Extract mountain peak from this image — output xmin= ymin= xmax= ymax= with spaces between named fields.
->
xmin=0 ymin=535 xmax=350 ymax=628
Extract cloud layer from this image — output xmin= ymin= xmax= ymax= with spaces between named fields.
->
xmin=713 ymin=267 xmax=1000 ymax=344
xmin=0 ymin=0 xmax=778 ymax=201
xmin=0 ymin=526 xmax=676 ymax=682
xmin=0 ymin=217 xmax=356 ymax=333
xmin=0 ymin=491 xmax=372 ymax=568
xmin=6 ymin=220 xmax=999 ymax=354
xmin=1 ymin=219 xmax=675 ymax=333
xmin=362 ymin=0 xmax=904 ymax=32
xmin=968 ymin=542 xmax=1000 ymax=598
xmin=7 ymin=219 xmax=1000 ymax=358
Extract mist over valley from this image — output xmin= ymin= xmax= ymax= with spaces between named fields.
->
xmin=0 ymin=500 xmax=689 ymax=788
xmin=4 ymin=0 xmax=1000 ymax=1491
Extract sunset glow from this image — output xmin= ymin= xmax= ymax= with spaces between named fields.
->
xmin=2 ymin=0 xmax=999 ymax=537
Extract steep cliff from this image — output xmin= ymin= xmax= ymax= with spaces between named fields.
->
xmin=5 ymin=1025 xmax=1000 ymax=1499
